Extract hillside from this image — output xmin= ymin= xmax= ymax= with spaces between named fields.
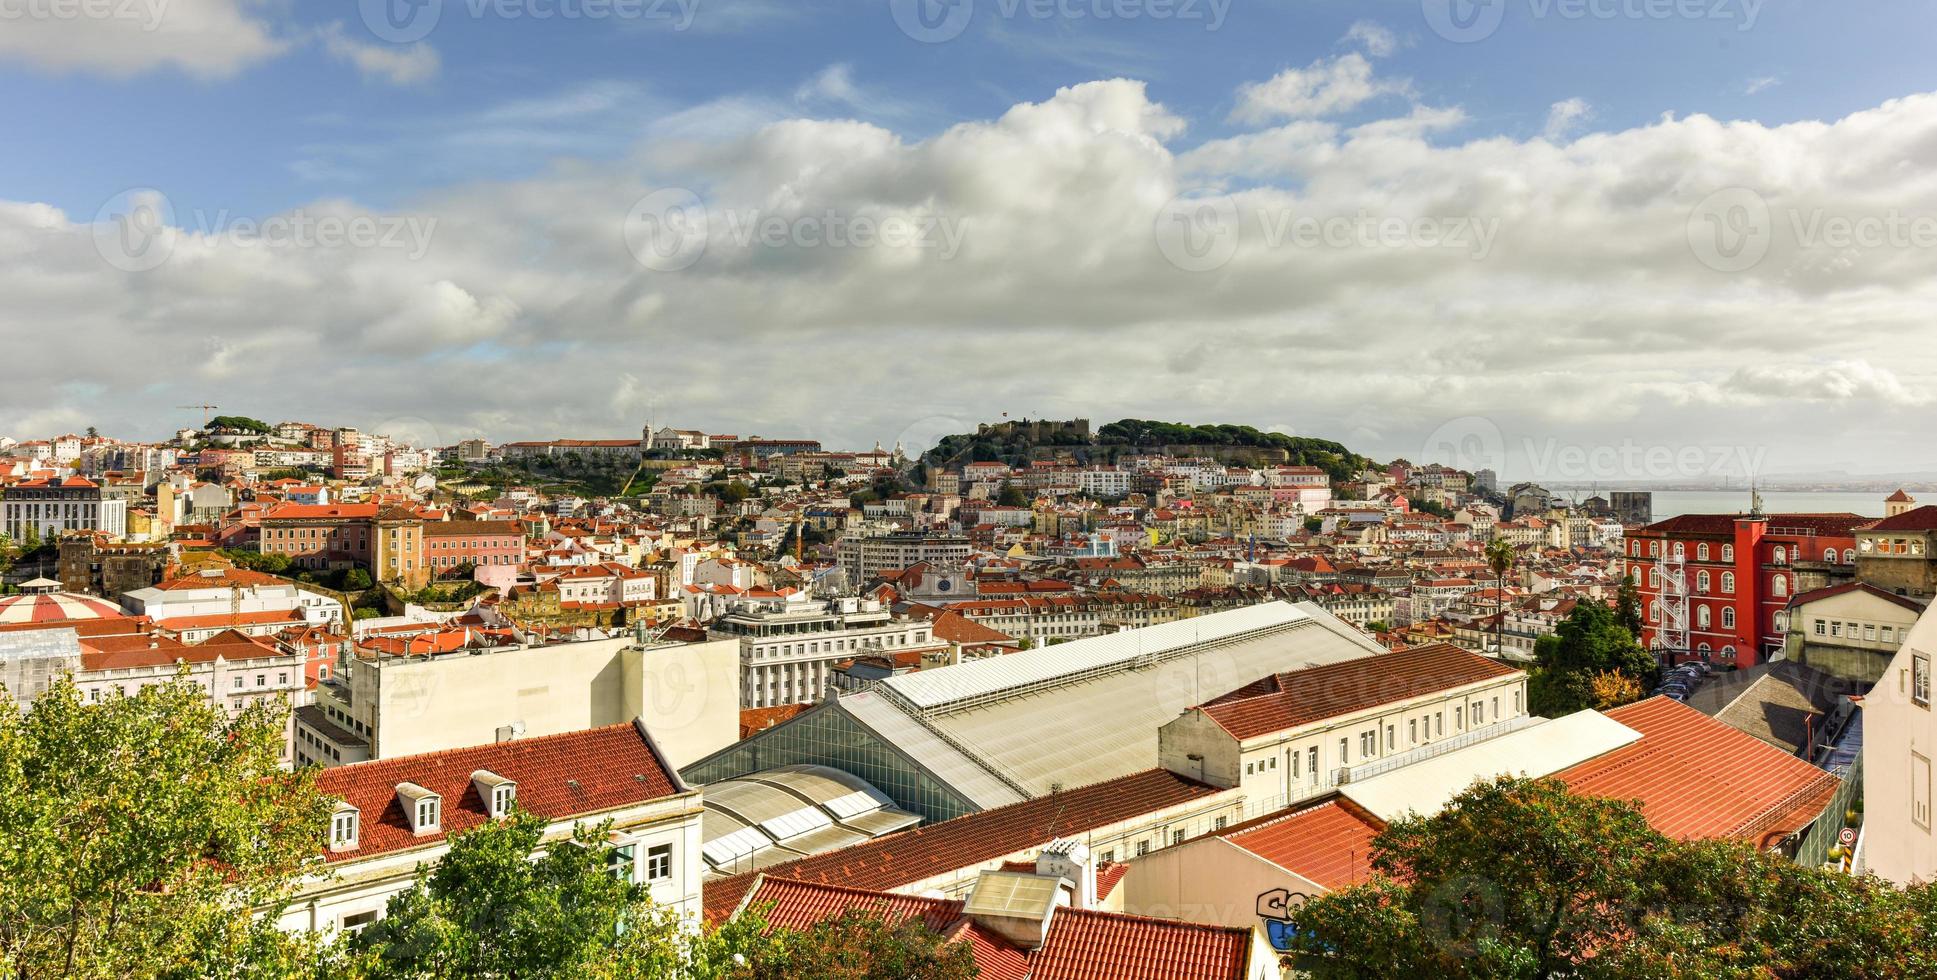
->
xmin=925 ymin=418 xmax=1377 ymax=483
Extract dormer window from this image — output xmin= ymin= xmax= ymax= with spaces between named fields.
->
xmin=330 ymin=803 xmax=360 ymax=852
xmin=397 ymin=782 xmax=442 ymax=836
xmin=472 ymin=769 xmax=517 ymax=818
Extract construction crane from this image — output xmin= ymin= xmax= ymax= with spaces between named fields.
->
xmin=178 ymin=404 xmax=219 ymax=427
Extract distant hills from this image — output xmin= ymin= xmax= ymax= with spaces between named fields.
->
xmin=923 ymin=419 xmax=1377 ymax=483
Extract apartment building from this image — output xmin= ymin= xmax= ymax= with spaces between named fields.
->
xmin=708 ymin=594 xmax=940 ymax=708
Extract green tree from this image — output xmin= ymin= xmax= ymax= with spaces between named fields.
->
xmin=1615 ymin=574 xmax=1644 ymax=638
xmin=996 ymin=483 xmax=1028 ymax=507
xmin=342 ymin=568 xmax=374 ymax=591
xmin=350 ymin=811 xmax=642 ymax=978
xmin=739 ymin=910 xmax=979 ymax=980
xmin=1484 ymin=537 xmax=1516 ymax=656
xmin=0 ymin=675 xmax=329 ymax=979
xmin=1286 ymin=776 xmax=1937 ymax=979
xmin=1528 ymin=601 xmax=1654 ymax=716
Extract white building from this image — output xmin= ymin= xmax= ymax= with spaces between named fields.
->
xmin=286 ymin=721 xmax=704 ymax=935
xmin=708 ymin=595 xmax=940 ymax=709
xmin=120 ymin=566 xmax=345 ymax=628
xmin=2 ymin=475 xmax=126 ymax=540
xmin=1860 ymin=604 xmax=1936 ymax=885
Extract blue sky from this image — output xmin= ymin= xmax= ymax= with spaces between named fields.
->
xmin=8 ymin=0 xmax=1931 ymax=218
xmin=4 ymin=0 xmax=1937 ymax=482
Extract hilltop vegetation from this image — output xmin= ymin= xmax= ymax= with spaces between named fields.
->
xmin=926 ymin=418 xmax=1376 ymax=483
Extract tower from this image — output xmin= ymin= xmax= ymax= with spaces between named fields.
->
xmin=1887 ymin=489 xmax=1917 ymax=518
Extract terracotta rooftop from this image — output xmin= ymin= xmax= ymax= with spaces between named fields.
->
xmin=702 ymin=768 xmax=1225 ymax=922
xmin=1859 ymin=504 xmax=1937 ymax=533
xmin=1556 ymin=696 xmax=1840 ymax=846
xmin=1029 ymin=907 xmax=1250 ymax=980
xmin=1197 ymin=642 xmax=1522 ymax=740
xmin=1224 ymin=798 xmax=1386 ymax=891
xmin=314 ymin=722 xmax=686 ymax=863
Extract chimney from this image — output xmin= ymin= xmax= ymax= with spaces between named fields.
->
xmin=1035 ymin=839 xmax=1098 ymax=909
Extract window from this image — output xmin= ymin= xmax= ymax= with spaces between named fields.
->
xmin=1915 ymin=654 xmax=1930 ymax=708
xmin=1915 ymin=753 xmax=1932 ymax=831
xmin=233 ymin=675 xmax=243 ymax=689
xmin=1825 ymin=548 xmax=1837 ymax=562
xmin=1721 ymin=607 xmax=1736 ymax=630
xmin=646 ymin=843 xmax=672 ymax=881
xmin=1171 ymin=829 xmax=1185 ymax=846
xmin=1845 ymin=548 xmax=1856 ymax=563
xmin=490 ymin=783 xmax=516 ymax=817
xmin=1339 ymin=737 xmax=1348 ymax=763
xmin=1409 ymin=719 xmax=1418 ymax=743
xmin=1772 ymin=576 xmax=1788 ymax=597
xmin=607 ymin=842 xmax=638 ymax=882
xmin=1454 ymin=707 xmax=1463 ymax=730
xmin=341 ymin=910 xmax=380 ymax=933
xmin=415 ymin=797 xmax=440 ymax=830
xmin=1246 ymin=763 xmax=1254 ymax=776
xmin=1697 ymin=606 xmax=1711 ymax=629
xmin=1721 ymin=572 xmax=1735 ymax=594
xmin=1815 ymin=620 xmax=1828 ymax=637
xmin=1135 ymin=840 xmax=1150 ymax=857
xmin=1723 ymin=544 xmax=1734 ymax=561
xmin=330 ymin=809 xmax=359 ymax=849
xmin=1214 ymin=816 xmax=1228 ymax=831
xmin=1697 ymin=571 xmax=1710 ymax=593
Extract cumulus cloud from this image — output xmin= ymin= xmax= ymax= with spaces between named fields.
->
xmin=0 ymin=0 xmax=286 ymax=78
xmin=6 ymin=75 xmax=1937 ymax=475
xmin=1342 ymin=20 xmax=1401 ymax=58
xmin=1544 ymin=98 xmax=1593 ymax=141
xmin=1231 ymin=54 xmax=1412 ymax=124
xmin=319 ymin=23 xmax=440 ymax=85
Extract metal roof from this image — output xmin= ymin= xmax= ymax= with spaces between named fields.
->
xmin=1340 ymin=710 xmax=1643 ymax=823
xmin=903 ymin=605 xmax=1381 ymax=797
xmin=699 ymin=764 xmax=926 ymax=875
xmin=883 ymin=601 xmax=1337 ymax=712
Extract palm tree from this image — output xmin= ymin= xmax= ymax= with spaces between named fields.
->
xmin=1485 ymin=536 xmax=1516 ymax=657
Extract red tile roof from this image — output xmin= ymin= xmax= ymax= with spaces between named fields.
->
xmin=1197 ymin=643 xmax=1522 ymax=740
xmin=1224 ymin=798 xmax=1385 ymax=891
xmin=739 ymin=877 xmax=965 ymax=933
xmin=1788 ymin=580 xmax=1928 ymax=616
xmin=1860 ymin=505 xmax=1937 ymax=533
xmin=702 ymin=768 xmax=1225 ymax=922
xmin=1556 ymin=697 xmax=1840 ymax=846
xmin=1028 ymin=907 xmax=1250 ymax=980
xmin=314 ymin=722 xmax=686 ymax=863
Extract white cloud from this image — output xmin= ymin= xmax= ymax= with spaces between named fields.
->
xmin=1232 ymin=54 xmax=1412 ymax=124
xmin=1744 ymin=76 xmax=1781 ymax=96
xmin=793 ymin=63 xmax=916 ymax=118
xmin=7 ymin=78 xmax=1937 ymax=474
xmin=1343 ymin=20 xmax=1401 ymax=58
xmin=1544 ymin=98 xmax=1593 ymax=141
xmin=0 ymin=0 xmax=286 ymax=78
xmin=319 ymin=23 xmax=440 ymax=85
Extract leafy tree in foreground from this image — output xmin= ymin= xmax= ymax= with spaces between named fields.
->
xmin=0 ymin=675 xmax=329 ymax=980
xmin=349 ymin=812 xmax=980 ymax=980
xmin=1285 ymin=776 xmax=1937 ymax=980
xmin=1528 ymin=600 xmax=1655 ymax=716
xmin=349 ymin=812 xmax=641 ymax=979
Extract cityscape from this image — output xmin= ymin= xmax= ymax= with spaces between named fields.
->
xmin=5 ymin=2 xmax=1937 ymax=978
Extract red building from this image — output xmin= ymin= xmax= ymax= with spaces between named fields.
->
xmin=1624 ymin=511 xmax=1867 ymax=667
xmin=422 ymin=520 xmax=524 ymax=577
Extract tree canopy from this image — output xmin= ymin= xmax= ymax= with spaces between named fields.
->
xmin=1285 ymin=776 xmax=1937 ymax=979
xmin=1527 ymin=600 xmax=1656 ymax=715
xmin=0 ymin=675 xmax=330 ymax=979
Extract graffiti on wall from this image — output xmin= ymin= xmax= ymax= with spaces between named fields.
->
xmin=1257 ymin=887 xmax=1312 ymax=952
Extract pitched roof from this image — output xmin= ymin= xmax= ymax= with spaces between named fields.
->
xmin=1223 ymin=798 xmax=1385 ymax=891
xmin=1028 ymin=907 xmax=1249 ymax=980
xmin=702 ymin=768 xmax=1224 ymax=921
xmin=1555 ymin=697 xmax=1840 ymax=846
xmin=1197 ymin=643 xmax=1522 ymax=740
xmin=1859 ymin=504 xmax=1937 ymax=532
xmin=314 ymin=722 xmax=686 ymax=863
xmin=1787 ymin=580 xmax=1928 ymax=616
